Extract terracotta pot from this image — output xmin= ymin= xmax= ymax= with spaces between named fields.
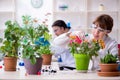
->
xmin=42 ymin=54 xmax=52 ymax=65
xmin=23 ymin=57 xmax=43 ymax=75
xmin=99 ymin=64 xmax=118 ymax=72
xmin=4 ymin=57 xmax=17 ymax=71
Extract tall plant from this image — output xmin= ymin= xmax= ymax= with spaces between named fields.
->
xmin=0 ymin=20 xmax=24 ymax=57
xmin=21 ymin=15 xmax=51 ymax=64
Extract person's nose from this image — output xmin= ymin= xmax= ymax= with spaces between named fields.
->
xmin=94 ymin=29 xmax=99 ymax=35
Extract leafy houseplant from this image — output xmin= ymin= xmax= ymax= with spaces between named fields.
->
xmin=36 ymin=35 xmax=52 ymax=65
xmin=99 ymin=51 xmax=118 ymax=72
xmin=21 ymin=15 xmax=52 ymax=64
xmin=0 ymin=20 xmax=24 ymax=71
xmin=37 ymin=44 xmax=53 ymax=65
xmin=98 ymin=51 xmax=119 ymax=77
xmin=21 ymin=15 xmax=52 ymax=74
xmin=69 ymin=34 xmax=105 ymax=71
xmin=100 ymin=51 xmax=117 ymax=64
xmin=37 ymin=45 xmax=51 ymax=55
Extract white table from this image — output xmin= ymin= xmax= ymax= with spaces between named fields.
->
xmin=0 ymin=67 xmax=120 ymax=80
xmin=0 ymin=61 xmax=120 ymax=80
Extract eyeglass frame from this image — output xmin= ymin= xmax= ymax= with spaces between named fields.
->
xmin=91 ymin=24 xmax=110 ymax=33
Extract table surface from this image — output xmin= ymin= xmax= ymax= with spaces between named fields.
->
xmin=0 ymin=68 xmax=120 ymax=80
xmin=0 ymin=61 xmax=120 ymax=80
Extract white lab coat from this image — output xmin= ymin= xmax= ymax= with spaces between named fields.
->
xmin=51 ymin=31 xmax=75 ymax=68
xmin=90 ymin=35 xmax=118 ymax=70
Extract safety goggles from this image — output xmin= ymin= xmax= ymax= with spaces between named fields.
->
xmin=91 ymin=24 xmax=107 ymax=33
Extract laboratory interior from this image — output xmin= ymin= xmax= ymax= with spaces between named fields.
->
xmin=0 ymin=0 xmax=120 ymax=79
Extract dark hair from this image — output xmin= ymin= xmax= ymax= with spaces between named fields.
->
xmin=93 ymin=14 xmax=113 ymax=32
xmin=52 ymin=20 xmax=71 ymax=29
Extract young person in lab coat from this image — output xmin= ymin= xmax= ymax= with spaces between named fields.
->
xmin=90 ymin=14 xmax=118 ymax=70
xmin=51 ymin=20 xmax=76 ymax=70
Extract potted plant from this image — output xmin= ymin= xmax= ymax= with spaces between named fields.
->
xmin=97 ymin=51 xmax=119 ymax=76
xmin=36 ymin=37 xmax=53 ymax=65
xmin=100 ymin=51 xmax=118 ymax=72
xmin=69 ymin=34 xmax=105 ymax=72
xmin=21 ymin=15 xmax=52 ymax=74
xmin=0 ymin=20 xmax=24 ymax=71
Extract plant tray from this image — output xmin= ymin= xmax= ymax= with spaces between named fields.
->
xmin=97 ymin=70 xmax=120 ymax=77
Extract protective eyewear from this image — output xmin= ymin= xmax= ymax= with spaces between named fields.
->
xmin=91 ymin=24 xmax=106 ymax=32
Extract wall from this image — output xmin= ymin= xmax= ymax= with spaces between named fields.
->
xmin=16 ymin=0 xmax=53 ymax=33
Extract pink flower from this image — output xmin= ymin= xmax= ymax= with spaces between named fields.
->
xmin=69 ymin=40 xmax=74 ymax=45
xmin=75 ymin=36 xmax=82 ymax=44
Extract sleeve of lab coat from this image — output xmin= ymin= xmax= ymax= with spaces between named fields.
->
xmin=52 ymin=33 xmax=70 ymax=49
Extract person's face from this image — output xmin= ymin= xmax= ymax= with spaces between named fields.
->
xmin=52 ymin=26 xmax=65 ymax=36
xmin=92 ymin=23 xmax=107 ymax=40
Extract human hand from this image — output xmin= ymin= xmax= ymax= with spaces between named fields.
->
xmin=69 ymin=31 xmax=85 ymax=39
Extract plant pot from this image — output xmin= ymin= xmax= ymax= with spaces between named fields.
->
xmin=42 ymin=54 xmax=52 ymax=65
xmin=74 ymin=54 xmax=90 ymax=72
xmin=99 ymin=64 xmax=119 ymax=72
xmin=23 ymin=57 xmax=43 ymax=75
xmin=4 ymin=57 xmax=17 ymax=71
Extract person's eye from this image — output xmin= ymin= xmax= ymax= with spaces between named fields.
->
xmin=94 ymin=26 xmax=97 ymax=29
xmin=98 ymin=29 xmax=104 ymax=32
xmin=54 ymin=29 xmax=59 ymax=32
xmin=91 ymin=24 xmax=96 ymax=28
xmin=92 ymin=26 xmax=97 ymax=29
xmin=91 ymin=24 xmax=97 ymax=29
xmin=54 ymin=30 xmax=57 ymax=32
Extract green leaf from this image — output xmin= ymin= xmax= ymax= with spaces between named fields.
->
xmin=30 ymin=55 xmax=36 ymax=64
xmin=100 ymin=51 xmax=117 ymax=63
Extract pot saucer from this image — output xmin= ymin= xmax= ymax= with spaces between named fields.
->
xmin=97 ymin=70 xmax=120 ymax=77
